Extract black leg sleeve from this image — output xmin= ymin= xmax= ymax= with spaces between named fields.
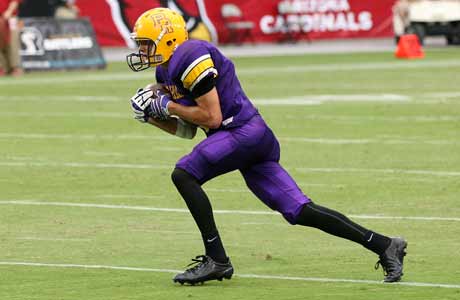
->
xmin=171 ymin=168 xmax=217 ymax=236
xmin=171 ymin=168 xmax=227 ymax=262
xmin=295 ymin=202 xmax=391 ymax=255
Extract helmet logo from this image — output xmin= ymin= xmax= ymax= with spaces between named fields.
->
xmin=151 ymin=13 xmax=174 ymax=34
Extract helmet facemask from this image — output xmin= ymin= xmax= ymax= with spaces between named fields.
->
xmin=126 ymin=8 xmax=188 ymax=72
xmin=127 ymin=31 xmax=166 ymax=72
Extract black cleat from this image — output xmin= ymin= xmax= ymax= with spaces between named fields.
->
xmin=173 ymin=255 xmax=234 ymax=285
xmin=375 ymin=237 xmax=407 ymax=282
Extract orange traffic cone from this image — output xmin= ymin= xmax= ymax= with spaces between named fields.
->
xmin=395 ymin=34 xmax=424 ymax=59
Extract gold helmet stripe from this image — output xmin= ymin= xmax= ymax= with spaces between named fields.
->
xmin=154 ymin=28 xmax=167 ymax=47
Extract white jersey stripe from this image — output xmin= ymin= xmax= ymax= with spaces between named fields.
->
xmin=180 ymin=54 xmax=211 ymax=82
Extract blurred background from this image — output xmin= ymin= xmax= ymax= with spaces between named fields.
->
xmin=1 ymin=0 xmax=459 ymax=73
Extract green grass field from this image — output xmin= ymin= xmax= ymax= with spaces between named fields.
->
xmin=1 ymin=48 xmax=459 ymax=300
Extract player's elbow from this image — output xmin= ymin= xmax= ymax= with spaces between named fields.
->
xmin=207 ymin=121 xmax=221 ymax=129
xmin=207 ymin=115 xmax=222 ymax=129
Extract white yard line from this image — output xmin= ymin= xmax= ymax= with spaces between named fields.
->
xmin=94 ymin=194 xmax=164 ymax=200
xmin=0 ymin=133 xmax=458 ymax=146
xmin=0 ymin=200 xmax=272 ymax=215
xmin=0 ymin=73 xmax=151 ymax=85
xmin=4 ymin=156 xmax=37 ymax=161
xmin=205 ymin=188 xmax=248 ymax=193
xmin=0 ymin=60 xmax=459 ymax=86
xmin=1 ymin=261 xmax=459 ymax=289
xmin=16 ymin=237 xmax=91 ymax=242
xmin=0 ymin=92 xmax=458 ymax=103
xmin=426 ymin=92 xmax=460 ymax=98
xmin=237 ymin=60 xmax=460 ymax=75
xmin=298 ymin=183 xmax=346 ymax=188
xmin=254 ymin=99 xmax=321 ymax=105
xmin=279 ymin=137 xmax=460 ymax=145
xmin=254 ymin=94 xmax=410 ymax=104
xmin=287 ymin=114 xmax=460 ymax=122
xmin=0 ymin=112 xmax=129 ymax=118
xmin=147 ymin=146 xmax=189 ymax=152
xmin=1 ymin=200 xmax=459 ymax=222
xmin=206 ymin=185 xmax=345 ymax=192
xmin=240 ymin=222 xmax=287 ymax=226
xmin=295 ymin=167 xmax=460 ymax=177
xmin=0 ymin=161 xmax=171 ymax=170
xmin=0 ymin=261 xmax=180 ymax=274
xmin=0 ymin=95 xmax=123 ymax=102
xmin=129 ymin=229 xmax=196 ymax=234
xmin=83 ymin=151 xmax=126 ymax=157
xmin=2 ymin=111 xmax=460 ymax=121
xmin=2 ymin=109 xmax=459 ymax=120
xmin=347 ymin=215 xmax=460 ymax=222
xmin=0 ymin=133 xmax=176 ymax=141
xmin=379 ymin=177 xmax=443 ymax=183
xmin=1 ymin=161 xmax=459 ymax=177
xmin=0 ymin=96 xmax=452 ymax=109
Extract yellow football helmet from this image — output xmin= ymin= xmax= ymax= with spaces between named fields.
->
xmin=127 ymin=8 xmax=188 ymax=71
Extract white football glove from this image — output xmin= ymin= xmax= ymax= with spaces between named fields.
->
xmin=149 ymin=90 xmax=172 ymax=121
xmin=130 ymin=88 xmax=154 ymax=123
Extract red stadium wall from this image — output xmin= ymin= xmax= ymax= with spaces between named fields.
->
xmin=76 ymin=0 xmax=396 ymax=46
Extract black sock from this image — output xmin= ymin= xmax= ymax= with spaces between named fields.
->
xmin=171 ymin=168 xmax=227 ymax=262
xmin=295 ymin=203 xmax=391 ymax=255
xmin=362 ymin=231 xmax=392 ymax=255
xmin=202 ymin=232 xmax=228 ymax=263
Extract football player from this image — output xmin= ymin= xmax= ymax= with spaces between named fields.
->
xmin=127 ymin=8 xmax=407 ymax=285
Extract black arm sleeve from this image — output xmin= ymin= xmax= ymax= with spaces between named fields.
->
xmin=191 ymin=75 xmax=216 ymax=98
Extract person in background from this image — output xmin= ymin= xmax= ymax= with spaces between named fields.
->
xmin=54 ymin=0 xmax=79 ymax=19
xmin=18 ymin=0 xmax=54 ymax=17
xmin=18 ymin=0 xmax=78 ymax=19
xmin=0 ymin=0 xmax=22 ymax=76
xmin=393 ymin=0 xmax=420 ymax=43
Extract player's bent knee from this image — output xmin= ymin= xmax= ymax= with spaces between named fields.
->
xmin=294 ymin=202 xmax=318 ymax=227
xmin=171 ymin=167 xmax=196 ymax=188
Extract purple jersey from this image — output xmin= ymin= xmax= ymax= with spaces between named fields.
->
xmin=155 ymin=39 xmax=258 ymax=135
xmin=156 ymin=40 xmax=311 ymax=224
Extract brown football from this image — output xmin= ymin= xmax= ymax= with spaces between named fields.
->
xmin=144 ymin=83 xmax=169 ymax=95
xmin=143 ymin=83 xmax=174 ymax=120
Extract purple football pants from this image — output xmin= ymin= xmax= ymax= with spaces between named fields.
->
xmin=176 ymin=114 xmax=311 ymax=224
